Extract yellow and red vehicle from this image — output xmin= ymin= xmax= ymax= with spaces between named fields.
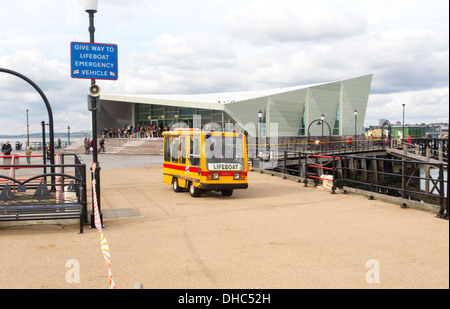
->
xmin=162 ymin=129 xmax=248 ymax=197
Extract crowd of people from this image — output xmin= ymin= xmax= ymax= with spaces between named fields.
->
xmin=101 ymin=124 xmax=170 ymax=139
xmin=83 ymin=137 xmax=105 ymax=154
xmin=77 ymin=124 xmax=171 ymax=154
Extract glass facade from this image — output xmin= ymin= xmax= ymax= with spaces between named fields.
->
xmin=134 ymin=103 xmax=233 ymax=131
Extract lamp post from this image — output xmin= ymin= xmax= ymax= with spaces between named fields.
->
xmin=354 ymin=110 xmax=358 ymax=150
xmin=320 ymin=114 xmax=325 ymax=152
xmin=84 ymin=0 xmax=103 ymax=228
xmin=402 ymin=103 xmax=405 ymax=140
xmin=307 ymin=116 xmax=331 ymax=153
xmin=67 ymin=125 xmax=71 ymax=145
xmin=257 ymin=110 xmax=263 ymax=157
xmin=26 ymin=109 xmax=30 ymax=148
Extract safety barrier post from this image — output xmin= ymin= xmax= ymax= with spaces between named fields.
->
xmin=331 ymin=155 xmax=336 ymax=194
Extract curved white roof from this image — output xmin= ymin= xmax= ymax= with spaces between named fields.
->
xmin=102 ymin=81 xmax=325 ymax=105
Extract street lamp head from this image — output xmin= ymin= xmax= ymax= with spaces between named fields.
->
xmin=258 ymin=110 xmax=263 ymax=119
xmin=321 ymin=114 xmax=325 ymax=121
xmin=354 ymin=110 xmax=358 ymax=116
xmin=84 ymin=0 xmax=98 ymax=12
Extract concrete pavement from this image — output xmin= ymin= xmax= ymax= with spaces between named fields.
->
xmin=0 ymin=154 xmax=448 ymax=289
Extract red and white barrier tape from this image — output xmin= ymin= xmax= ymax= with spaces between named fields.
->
xmin=91 ymin=162 xmax=116 ymax=289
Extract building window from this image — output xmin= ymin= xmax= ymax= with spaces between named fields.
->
xmin=179 ymin=108 xmax=196 ymax=118
xmin=333 ymin=105 xmax=340 ymax=136
xmin=180 ymin=136 xmax=186 ymax=164
xmin=164 ymin=136 xmax=171 ymax=162
xmin=189 ymin=137 xmax=200 ymax=167
xmin=298 ymin=109 xmax=305 ymax=136
xmin=171 ymin=137 xmax=179 ymax=163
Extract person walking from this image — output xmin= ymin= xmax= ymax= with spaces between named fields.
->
xmin=1 ymin=140 xmax=12 ymax=155
xmin=99 ymin=138 xmax=105 ymax=153
xmin=84 ymin=138 xmax=90 ymax=154
xmin=26 ymin=146 xmax=32 ymax=164
xmin=45 ymin=143 xmax=51 ymax=162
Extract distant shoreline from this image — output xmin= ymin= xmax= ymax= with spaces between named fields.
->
xmin=0 ymin=132 xmax=90 ymax=139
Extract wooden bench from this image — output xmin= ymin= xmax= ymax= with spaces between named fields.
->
xmin=0 ymin=203 xmax=85 ymax=233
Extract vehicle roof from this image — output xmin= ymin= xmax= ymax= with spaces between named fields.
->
xmin=162 ymin=129 xmax=243 ymax=137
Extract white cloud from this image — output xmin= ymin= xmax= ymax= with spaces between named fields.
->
xmin=0 ymin=50 xmax=87 ymax=135
xmin=0 ymin=0 xmax=448 ymax=136
xmin=223 ymin=6 xmax=367 ymax=44
xmin=367 ymin=87 xmax=449 ymax=125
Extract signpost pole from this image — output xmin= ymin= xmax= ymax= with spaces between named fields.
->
xmin=86 ymin=5 xmax=102 ymax=228
xmin=73 ymin=1 xmax=118 ymax=228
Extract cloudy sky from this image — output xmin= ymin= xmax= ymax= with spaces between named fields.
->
xmin=0 ymin=0 xmax=448 ymax=136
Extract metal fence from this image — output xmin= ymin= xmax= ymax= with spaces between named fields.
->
xmin=335 ymin=154 xmax=448 ymax=217
xmin=0 ymin=153 xmax=88 ymax=224
xmin=249 ymin=136 xmax=387 ymax=154
xmin=252 ymin=149 xmax=449 ymax=219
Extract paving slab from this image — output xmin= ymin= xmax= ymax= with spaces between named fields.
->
xmin=0 ymin=156 xmax=448 ymax=289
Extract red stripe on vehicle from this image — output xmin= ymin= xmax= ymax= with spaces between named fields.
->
xmin=164 ymin=163 xmax=246 ymax=176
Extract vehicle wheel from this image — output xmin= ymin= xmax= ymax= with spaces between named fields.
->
xmin=221 ymin=189 xmax=233 ymax=196
xmin=172 ymin=178 xmax=183 ymax=192
xmin=189 ymin=182 xmax=202 ymax=197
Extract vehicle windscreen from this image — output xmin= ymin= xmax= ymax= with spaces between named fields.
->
xmin=204 ymin=134 xmax=245 ymax=171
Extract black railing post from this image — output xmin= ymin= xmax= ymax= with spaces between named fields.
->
xmin=81 ymin=163 xmax=88 ymax=224
xmin=446 ymin=136 xmax=449 ymax=220
xmin=438 ymin=163 xmax=444 ymax=213
xmin=369 ymin=158 xmax=375 ymax=199
xmin=342 ymin=157 xmax=347 ymax=190
xmin=298 ymin=152 xmax=302 ymax=178
xmin=401 ymin=160 xmax=406 ymax=198
xmin=41 ymin=121 xmax=47 ymax=176
xmin=304 ymin=155 xmax=308 ymax=187
xmin=331 ymin=155 xmax=336 ymax=194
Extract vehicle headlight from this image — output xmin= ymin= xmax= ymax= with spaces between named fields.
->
xmin=207 ymin=172 xmax=220 ymax=180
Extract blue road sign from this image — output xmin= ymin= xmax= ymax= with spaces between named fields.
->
xmin=71 ymin=42 xmax=118 ymax=80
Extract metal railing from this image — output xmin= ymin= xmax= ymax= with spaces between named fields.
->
xmin=394 ymin=138 xmax=448 ymax=162
xmin=0 ymin=153 xmax=88 ymax=223
xmin=335 ymin=155 xmax=447 ymax=212
xmin=248 ymin=136 xmax=386 ymax=156
xmin=251 ymin=148 xmax=449 ymax=219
